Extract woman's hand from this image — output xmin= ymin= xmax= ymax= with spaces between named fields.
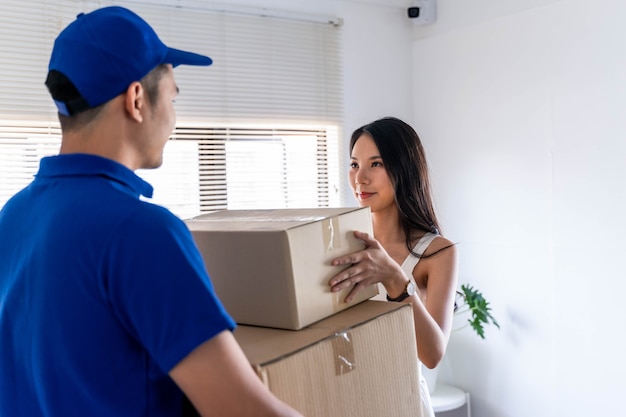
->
xmin=328 ymin=230 xmax=406 ymax=303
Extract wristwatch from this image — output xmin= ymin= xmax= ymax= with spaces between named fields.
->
xmin=386 ymin=280 xmax=416 ymax=302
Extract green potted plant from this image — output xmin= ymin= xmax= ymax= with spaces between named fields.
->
xmin=424 ymin=283 xmax=499 ymax=393
xmin=454 ymin=283 xmax=500 ymax=339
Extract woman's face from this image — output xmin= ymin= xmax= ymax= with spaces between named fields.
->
xmin=349 ymin=133 xmax=396 ymax=213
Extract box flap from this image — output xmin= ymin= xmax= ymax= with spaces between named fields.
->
xmin=233 ymin=301 xmax=410 ymax=366
xmin=186 ymin=207 xmax=366 ymax=231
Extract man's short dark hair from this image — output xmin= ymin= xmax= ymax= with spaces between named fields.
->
xmin=45 ymin=70 xmax=106 ymax=131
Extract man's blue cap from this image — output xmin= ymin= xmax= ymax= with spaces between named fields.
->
xmin=48 ymin=6 xmax=212 ymax=116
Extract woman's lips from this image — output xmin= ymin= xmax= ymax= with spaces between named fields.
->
xmin=357 ymin=192 xmax=375 ymax=200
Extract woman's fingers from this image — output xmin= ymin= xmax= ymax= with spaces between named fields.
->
xmin=328 ymin=231 xmax=386 ymax=301
xmin=328 ymin=264 xmax=371 ymax=303
xmin=344 ymin=280 xmax=368 ymax=304
xmin=353 ymin=230 xmax=381 ymax=248
xmin=328 ymin=263 xmax=358 ymax=290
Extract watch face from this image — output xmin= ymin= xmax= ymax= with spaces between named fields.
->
xmin=406 ymin=281 xmax=416 ymax=296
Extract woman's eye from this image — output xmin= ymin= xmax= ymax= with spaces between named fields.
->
xmin=350 ymin=162 xmax=358 ymax=168
xmin=372 ymin=161 xmax=383 ymax=167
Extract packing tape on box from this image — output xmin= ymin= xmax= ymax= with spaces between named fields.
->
xmin=322 ymin=217 xmax=341 ymax=252
xmin=331 ymin=331 xmax=355 ymax=376
xmin=325 ymin=216 xmax=352 ymax=312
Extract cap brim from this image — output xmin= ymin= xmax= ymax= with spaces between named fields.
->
xmin=165 ymin=47 xmax=213 ymax=67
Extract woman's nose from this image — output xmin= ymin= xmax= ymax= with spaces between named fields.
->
xmin=355 ymin=169 xmax=367 ymax=185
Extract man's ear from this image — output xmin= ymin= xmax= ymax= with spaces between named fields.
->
xmin=124 ymin=81 xmax=144 ymax=123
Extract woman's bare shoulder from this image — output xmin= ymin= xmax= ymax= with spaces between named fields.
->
xmin=425 ymin=235 xmax=457 ymax=258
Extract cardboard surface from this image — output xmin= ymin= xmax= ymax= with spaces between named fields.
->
xmin=234 ymin=300 xmax=422 ymax=417
xmin=186 ymin=207 xmax=378 ymax=329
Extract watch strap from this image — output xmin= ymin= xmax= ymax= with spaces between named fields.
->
xmin=386 ymin=281 xmax=412 ymax=302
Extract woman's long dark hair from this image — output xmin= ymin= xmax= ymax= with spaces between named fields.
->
xmin=350 ymin=117 xmax=444 ymax=257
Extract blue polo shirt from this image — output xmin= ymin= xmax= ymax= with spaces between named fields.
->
xmin=0 ymin=153 xmax=235 ymax=416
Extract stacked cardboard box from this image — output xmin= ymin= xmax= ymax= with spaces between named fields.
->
xmin=186 ymin=207 xmax=378 ymax=330
xmin=186 ymin=208 xmax=422 ymax=416
xmin=234 ymin=300 xmax=421 ymax=417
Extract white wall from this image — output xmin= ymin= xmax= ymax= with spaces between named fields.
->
xmin=412 ymin=1 xmax=626 ymax=416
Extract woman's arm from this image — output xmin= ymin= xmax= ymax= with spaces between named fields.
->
xmin=407 ymin=237 xmax=458 ymax=368
xmin=328 ymin=231 xmax=458 ymax=368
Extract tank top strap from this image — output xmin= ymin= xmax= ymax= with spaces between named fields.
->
xmin=400 ymin=232 xmax=439 ymax=277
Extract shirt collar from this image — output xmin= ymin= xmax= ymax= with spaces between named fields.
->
xmin=37 ymin=154 xmax=154 ymax=199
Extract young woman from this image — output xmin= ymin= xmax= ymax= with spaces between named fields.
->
xmin=328 ymin=117 xmax=458 ymax=417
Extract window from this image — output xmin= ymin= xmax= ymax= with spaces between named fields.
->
xmin=0 ymin=1 xmax=343 ymax=218
xmin=137 ymin=124 xmax=339 ymax=219
xmin=0 ymin=123 xmax=340 ymax=219
xmin=0 ymin=123 xmax=343 ymax=218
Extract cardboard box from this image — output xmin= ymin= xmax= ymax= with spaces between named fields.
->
xmin=186 ymin=207 xmax=378 ymax=330
xmin=234 ymin=300 xmax=422 ymax=417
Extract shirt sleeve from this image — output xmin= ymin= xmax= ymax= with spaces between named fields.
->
xmin=102 ymin=203 xmax=236 ymax=373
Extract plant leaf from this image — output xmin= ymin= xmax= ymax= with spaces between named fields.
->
xmin=457 ymin=284 xmax=500 ymax=340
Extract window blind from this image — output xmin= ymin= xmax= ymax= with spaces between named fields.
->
xmin=0 ymin=0 xmax=343 ymax=125
xmin=138 ymin=1 xmax=344 ymax=126
xmin=0 ymin=1 xmax=71 ymax=122
xmin=0 ymin=123 xmax=61 ymax=206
